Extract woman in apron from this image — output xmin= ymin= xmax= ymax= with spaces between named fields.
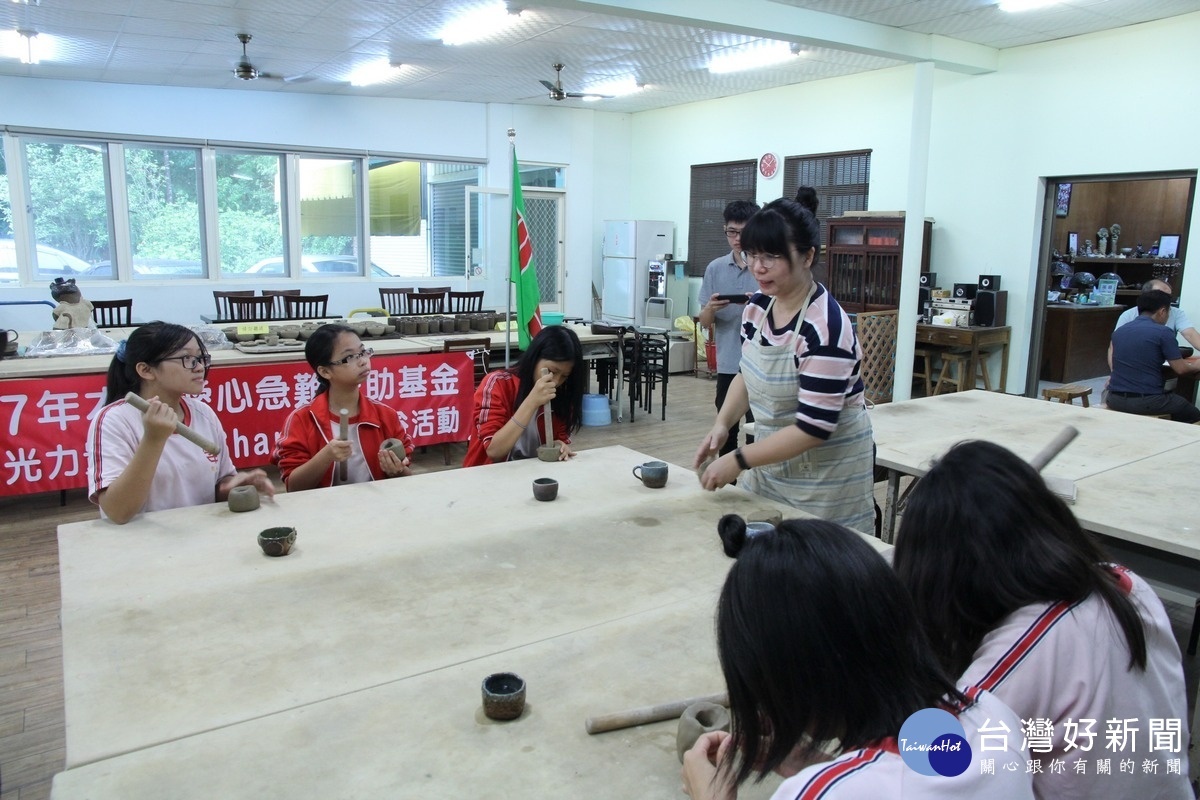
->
xmin=694 ymin=197 xmax=875 ymax=534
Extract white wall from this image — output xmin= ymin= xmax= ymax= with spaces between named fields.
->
xmin=626 ymin=12 xmax=1200 ymax=393
xmin=0 ymin=78 xmax=634 ymax=329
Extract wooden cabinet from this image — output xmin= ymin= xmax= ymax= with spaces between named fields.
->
xmin=1040 ymin=304 xmax=1126 ymax=382
xmin=1064 ymin=256 xmax=1184 ymax=302
xmin=826 ymin=216 xmax=931 ymax=314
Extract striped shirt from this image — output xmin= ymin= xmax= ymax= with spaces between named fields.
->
xmin=741 ymin=284 xmax=865 ymax=440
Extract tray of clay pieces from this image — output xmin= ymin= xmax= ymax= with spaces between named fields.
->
xmin=235 ymin=341 xmax=307 ymax=354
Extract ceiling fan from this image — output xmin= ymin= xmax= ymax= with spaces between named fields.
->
xmin=232 ymin=33 xmax=287 ymax=81
xmin=539 ymin=63 xmax=613 ymax=101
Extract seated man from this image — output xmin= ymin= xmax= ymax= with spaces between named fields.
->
xmin=1111 ymin=278 xmax=1200 ymax=356
xmin=1108 ymin=289 xmax=1200 ymax=422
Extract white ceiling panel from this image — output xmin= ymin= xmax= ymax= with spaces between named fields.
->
xmin=0 ymin=0 xmax=1195 ymax=114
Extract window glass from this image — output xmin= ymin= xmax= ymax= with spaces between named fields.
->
xmin=0 ymin=142 xmax=11 ymax=239
xmin=298 ymin=156 xmax=359 ymax=277
xmin=428 ymin=162 xmax=480 ymax=278
xmin=125 ymin=145 xmax=204 ymax=280
xmin=24 ymin=140 xmax=111 ymax=277
xmin=216 ymin=151 xmax=284 ymax=276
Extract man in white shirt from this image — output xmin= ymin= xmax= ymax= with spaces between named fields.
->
xmin=1111 ymin=279 xmax=1200 ymax=355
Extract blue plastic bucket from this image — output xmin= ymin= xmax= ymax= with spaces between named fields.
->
xmin=581 ymin=393 xmax=612 ymax=426
xmin=542 ymin=312 xmax=564 ymax=326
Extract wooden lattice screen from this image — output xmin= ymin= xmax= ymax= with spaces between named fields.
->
xmin=854 ymin=309 xmax=897 ymax=405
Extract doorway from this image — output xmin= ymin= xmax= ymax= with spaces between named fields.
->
xmin=1027 ymin=171 xmax=1196 ymax=395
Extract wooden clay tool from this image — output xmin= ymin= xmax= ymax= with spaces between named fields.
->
xmin=338 ymin=408 xmax=350 ymax=482
xmin=123 ymin=392 xmax=220 ymax=455
xmin=585 ymin=692 xmax=729 ymax=735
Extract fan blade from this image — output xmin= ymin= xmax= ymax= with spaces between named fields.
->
xmin=565 ymin=92 xmax=614 ymax=99
xmin=538 ymin=79 xmax=557 ymax=91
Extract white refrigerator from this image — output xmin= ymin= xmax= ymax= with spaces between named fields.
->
xmin=601 ymin=220 xmax=674 ymax=326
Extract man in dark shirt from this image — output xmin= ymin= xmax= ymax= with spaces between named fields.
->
xmin=1109 ymin=289 xmax=1200 ymax=422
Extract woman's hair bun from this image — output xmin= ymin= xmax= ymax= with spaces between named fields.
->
xmin=717 ymin=514 xmax=748 ymax=558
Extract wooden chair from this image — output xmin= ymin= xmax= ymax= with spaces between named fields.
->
xmin=912 ymin=347 xmax=937 ymax=397
xmin=225 ymin=295 xmax=274 ymax=322
xmin=213 ymin=290 xmax=255 ymax=320
xmin=408 ymin=291 xmax=445 ymax=315
xmin=439 ymin=337 xmax=492 ymax=464
xmin=447 ymin=290 xmax=484 ymax=313
xmin=91 ymin=299 xmax=133 ymax=327
xmin=379 ymin=287 xmax=414 ymax=315
xmin=262 ymin=289 xmax=301 ymax=319
xmin=282 ymin=294 xmax=329 ymax=320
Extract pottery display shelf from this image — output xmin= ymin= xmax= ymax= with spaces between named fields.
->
xmin=53 ymin=445 xmax=890 ymax=798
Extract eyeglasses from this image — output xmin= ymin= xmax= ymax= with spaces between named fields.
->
xmin=328 ymin=347 xmax=374 ymax=367
xmin=161 ymin=354 xmax=212 ymax=370
xmin=724 ymin=227 xmax=744 ymax=238
xmin=741 ymin=251 xmax=786 ymax=268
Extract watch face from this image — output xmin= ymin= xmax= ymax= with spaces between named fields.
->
xmin=759 ymin=153 xmax=778 ymax=178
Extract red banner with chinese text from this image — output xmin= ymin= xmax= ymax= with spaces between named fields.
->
xmin=0 ymin=352 xmax=473 ymax=497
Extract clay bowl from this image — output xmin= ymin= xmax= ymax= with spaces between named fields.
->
xmin=532 ymin=477 xmax=558 ymax=502
xmin=381 ymin=438 xmax=407 ymax=458
xmin=276 ymin=324 xmax=301 ymax=340
xmin=537 ymin=442 xmax=561 ymax=462
xmin=383 ymin=325 xmax=396 ymax=335
xmin=481 ymin=672 xmax=526 ymax=721
xmin=348 ymin=322 xmax=368 ymax=336
xmin=227 ymin=485 xmax=260 ymax=513
xmin=257 ymin=526 xmax=297 ymax=557
xmin=362 ymin=321 xmax=386 ymax=337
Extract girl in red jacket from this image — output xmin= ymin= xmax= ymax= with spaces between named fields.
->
xmin=463 ymin=325 xmax=586 ymax=467
xmin=272 ymin=323 xmax=414 ymax=490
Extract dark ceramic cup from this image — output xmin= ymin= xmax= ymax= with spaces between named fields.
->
xmin=532 ymin=477 xmax=558 ymax=502
xmin=258 ymin=526 xmax=297 ymax=557
xmin=632 ymin=460 xmax=668 ymax=488
xmin=482 ymin=672 xmax=526 ymax=721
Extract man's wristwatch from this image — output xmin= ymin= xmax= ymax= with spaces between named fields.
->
xmin=734 ymin=447 xmax=750 ymax=471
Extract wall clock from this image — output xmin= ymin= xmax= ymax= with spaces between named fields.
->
xmin=759 ymin=153 xmax=779 ymax=179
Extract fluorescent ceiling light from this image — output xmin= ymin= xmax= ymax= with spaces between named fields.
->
xmin=441 ymin=2 xmax=518 ymax=46
xmin=998 ymin=0 xmax=1060 ymax=10
xmin=584 ymin=76 xmax=641 ymax=99
xmin=2 ymin=28 xmax=43 ymax=64
xmin=708 ymin=41 xmax=797 ymax=74
xmin=349 ymin=59 xmax=404 ymax=87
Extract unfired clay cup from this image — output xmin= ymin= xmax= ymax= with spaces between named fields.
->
xmin=481 ymin=672 xmax=526 ymax=721
xmin=381 ymin=438 xmax=407 ymax=458
xmin=532 ymin=477 xmax=558 ymax=501
xmin=537 ymin=443 xmax=561 ymax=462
xmin=227 ymin=485 xmax=260 ymax=513
xmin=676 ymin=702 xmax=730 ymax=762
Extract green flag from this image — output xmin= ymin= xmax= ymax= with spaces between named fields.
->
xmin=510 ymin=149 xmax=542 ymax=349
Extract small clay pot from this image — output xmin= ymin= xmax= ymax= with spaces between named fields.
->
xmin=537 ymin=443 xmax=561 ymax=462
xmin=532 ymin=477 xmax=558 ymax=502
xmin=348 ymin=322 xmax=367 ymax=336
xmin=258 ymin=526 xmax=297 ymax=557
xmin=455 ymin=317 xmax=471 ymax=332
xmin=362 ymin=322 xmax=386 ymax=337
xmin=402 ymin=319 xmax=418 ymax=335
xmin=471 ymin=315 xmax=488 ymax=331
xmin=440 ymin=318 xmax=455 ymax=333
xmin=481 ymin=672 xmax=526 ymax=721
xmin=415 ymin=320 xmax=430 ymax=335
xmin=676 ymin=702 xmax=730 ymax=763
xmin=227 ymin=485 xmax=260 ymax=513
xmin=632 ymin=460 xmax=669 ymax=488
xmin=381 ymin=438 xmax=407 ymax=458
xmin=383 ymin=325 xmax=396 ymax=335
xmin=277 ymin=325 xmax=301 ymax=340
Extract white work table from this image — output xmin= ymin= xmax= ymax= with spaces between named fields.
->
xmin=53 ymin=446 xmax=890 ymax=797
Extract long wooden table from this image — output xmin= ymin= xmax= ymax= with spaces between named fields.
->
xmin=51 ymin=446 xmax=891 ymax=797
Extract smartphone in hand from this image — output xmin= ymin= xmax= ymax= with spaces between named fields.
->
xmin=714 ymin=294 xmax=750 ymax=303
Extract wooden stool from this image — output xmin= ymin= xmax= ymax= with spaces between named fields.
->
xmin=934 ymin=352 xmax=969 ymax=395
xmin=1041 ymin=385 xmax=1092 ymax=407
xmin=913 ymin=348 xmax=936 ymax=397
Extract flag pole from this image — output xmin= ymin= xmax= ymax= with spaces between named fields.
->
xmin=505 ymin=128 xmax=516 ymax=367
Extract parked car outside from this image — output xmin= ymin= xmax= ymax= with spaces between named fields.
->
xmin=85 ymin=258 xmax=204 ymax=278
xmin=0 ymin=238 xmax=91 ymax=282
xmin=245 ymin=255 xmax=390 ymax=278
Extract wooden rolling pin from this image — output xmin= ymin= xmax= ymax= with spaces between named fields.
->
xmin=1028 ymin=425 xmax=1078 ymax=472
xmin=541 ymin=367 xmax=553 ymax=445
xmin=585 ymin=692 xmax=728 ymax=735
xmin=338 ymin=408 xmax=350 ymax=482
xmin=123 ymin=392 xmax=220 ymax=455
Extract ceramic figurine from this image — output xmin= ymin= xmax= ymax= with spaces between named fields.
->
xmin=1135 ymin=243 xmax=1145 ymax=258
xmin=1096 ymin=227 xmax=1109 ymax=256
xmin=1084 ymin=239 xmax=1094 ymax=256
xmin=49 ymin=277 xmax=94 ymax=330
xmin=1109 ymin=223 xmax=1121 ymax=254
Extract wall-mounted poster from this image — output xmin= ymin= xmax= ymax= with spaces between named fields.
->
xmin=1158 ymin=234 xmax=1180 ymax=259
xmin=1068 ymin=232 xmax=1078 ymax=255
xmin=1055 ymin=183 xmax=1072 ymax=217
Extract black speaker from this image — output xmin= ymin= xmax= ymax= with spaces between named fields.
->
xmin=953 ymin=283 xmax=977 ymax=300
xmin=917 ymin=286 xmax=931 ymax=316
xmin=975 ymin=290 xmax=1007 ymax=327
xmin=978 ymin=274 xmax=1001 ymax=291
xmin=920 ymin=272 xmax=936 ymax=288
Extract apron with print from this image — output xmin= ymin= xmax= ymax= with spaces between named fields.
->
xmin=739 ymin=294 xmax=875 ymax=534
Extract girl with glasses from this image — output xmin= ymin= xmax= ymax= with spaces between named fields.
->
xmin=273 ymin=323 xmax=414 ymax=491
xmin=681 ymin=515 xmax=1033 ymax=800
xmin=693 ymin=196 xmax=875 ymax=534
xmin=463 ymin=325 xmax=586 ymax=467
xmin=87 ymin=321 xmax=274 ymax=523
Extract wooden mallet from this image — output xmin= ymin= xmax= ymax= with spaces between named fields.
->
xmin=338 ymin=408 xmax=350 ymax=482
xmin=585 ymin=692 xmax=729 ymax=735
xmin=124 ymin=392 xmax=220 ymax=455
xmin=1028 ymin=425 xmax=1078 ymax=472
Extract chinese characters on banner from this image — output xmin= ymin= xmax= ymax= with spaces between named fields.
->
xmin=0 ymin=352 xmax=473 ymax=497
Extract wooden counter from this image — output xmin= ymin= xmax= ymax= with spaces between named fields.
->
xmin=1039 ymin=303 xmax=1125 ymax=383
